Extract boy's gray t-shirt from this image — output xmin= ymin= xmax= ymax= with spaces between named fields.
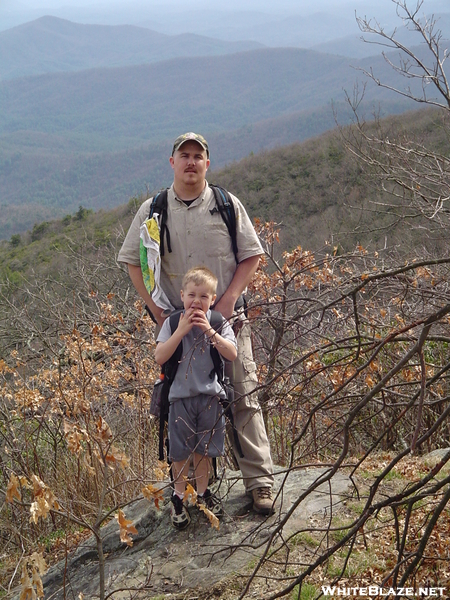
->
xmin=156 ymin=310 xmax=237 ymax=402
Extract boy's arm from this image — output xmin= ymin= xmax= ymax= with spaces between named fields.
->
xmin=154 ymin=313 xmax=192 ymax=365
xmin=189 ymin=310 xmax=237 ymax=362
xmin=206 ymin=330 xmax=237 ymax=362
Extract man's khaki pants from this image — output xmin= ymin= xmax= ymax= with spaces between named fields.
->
xmin=225 ymin=318 xmax=274 ymax=492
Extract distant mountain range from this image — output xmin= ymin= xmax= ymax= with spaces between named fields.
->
xmin=1 ymin=1 xmax=449 ymax=59
xmin=0 ymin=40 xmax=426 ymax=239
xmin=1 ymin=7 xmax=449 ymax=83
xmin=0 ymin=4 xmax=449 ymax=240
xmin=0 ymin=16 xmax=263 ymax=80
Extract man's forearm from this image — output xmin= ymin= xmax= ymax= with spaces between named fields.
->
xmin=215 ymin=255 xmax=261 ymax=318
xmin=228 ymin=255 xmax=261 ymax=298
xmin=127 ymin=263 xmax=166 ymax=326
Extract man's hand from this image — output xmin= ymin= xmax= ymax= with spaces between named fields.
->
xmin=154 ymin=310 xmax=168 ymax=329
xmin=214 ymin=295 xmax=236 ymax=320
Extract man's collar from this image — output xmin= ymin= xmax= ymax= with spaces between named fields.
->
xmin=171 ymin=181 xmax=209 ymax=205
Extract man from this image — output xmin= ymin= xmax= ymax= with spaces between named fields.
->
xmin=118 ymin=132 xmax=275 ymax=514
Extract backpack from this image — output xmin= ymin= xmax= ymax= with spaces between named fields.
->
xmin=151 ymin=309 xmax=244 ymax=463
xmin=148 ymin=184 xmax=239 ymax=264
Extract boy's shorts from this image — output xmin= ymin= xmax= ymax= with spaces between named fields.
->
xmin=168 ymin=394 xmax=225 ymax=462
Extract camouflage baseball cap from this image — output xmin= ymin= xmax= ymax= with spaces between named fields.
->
xmin=172 ymin=132 xmax=209 ymax=157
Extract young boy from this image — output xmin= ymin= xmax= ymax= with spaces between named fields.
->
xmin=155 ymin=266 xmax=237 ymax=529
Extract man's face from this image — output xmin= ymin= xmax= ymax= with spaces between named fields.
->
xmin=181 ymin=281 xmax=216 ymax=314
xmin=169 ymin=141 xmax=210 ymax=189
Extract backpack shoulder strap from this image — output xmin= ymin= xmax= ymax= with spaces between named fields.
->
xmin=149 ymin=189 xmax=167 ymax=217
xmin=149 ymin=189 xmax=171 ymax=256
xmin=164 ymin=310 xmax=183 ymax=381
xmin=208 ymin=309 xmax=226 ymax=382
xmin=157 ymin=309 xmax=183 ymax=461
xmin=210 ymin=185 xmax=238 ymax=264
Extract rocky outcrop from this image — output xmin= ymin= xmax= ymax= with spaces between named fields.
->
xmin=39 ymin=466 xmax=350 ymax=599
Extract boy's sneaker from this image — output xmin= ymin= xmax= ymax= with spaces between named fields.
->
xmin=170 ymin=493 xmax=191 ymax=530
xmin=198 ymin=488 xmax=224 ymax=518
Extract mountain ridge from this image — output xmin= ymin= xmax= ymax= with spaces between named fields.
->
xmin=0 ymin=15 xmax=264 ymax=80
xmin=0 ymin=105 xmax=445 ymax=289
xmin=0 ymin=46 xmax=420 ymax=143
xmin=0 ymin=44 xmax=426 ymax=238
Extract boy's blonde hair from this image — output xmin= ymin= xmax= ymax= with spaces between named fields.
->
xmin=182 ymin=266 xmax=218 ymax=295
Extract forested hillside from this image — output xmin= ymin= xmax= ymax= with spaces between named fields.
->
xmin=0 ymin=104 xmax=446 ymax=288
xmin=2 ymin=100 xmax=450 ymax=600
xmin=0 ymin=44 xmax=421 ymax=239
xmin=2 ymin=6 xmax=450 ymax=599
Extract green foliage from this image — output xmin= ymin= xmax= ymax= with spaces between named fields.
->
xmin=75 ymin=205 xmax=92 ymax=221
xmin=31 ymin=221 xmax=50 ymax=242
xmin=0 ymin=200 xmax=138 ymax=286
xmin=2 ymin=265 xmax=23 ymax=285
xmin=291 ymin=582 xmax=317 ymax=600
xmin=290 ymin=532 xmax=319 ymax=547
xmin=39 ymin=529 xmax=67 ymax=553
xmin=9 ymin=234 xmax=20 ymax=247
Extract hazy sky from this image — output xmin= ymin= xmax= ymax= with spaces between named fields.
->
xmin=2 ymin=0 xmax=447 ymax=34
xmin=16 ymin=0 xmax=368 ymax=6
xmin=8 ymin=0 xmax=436 ymax=14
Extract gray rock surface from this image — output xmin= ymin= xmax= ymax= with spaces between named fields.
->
xmin=40 ymin=466 xmax=351 ymax=599
xmin=422 ymin=447 xmax=450 ymax=463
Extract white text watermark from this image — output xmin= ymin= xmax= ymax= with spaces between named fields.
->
xmin=321 ymin=586 xmax=447 ymax=597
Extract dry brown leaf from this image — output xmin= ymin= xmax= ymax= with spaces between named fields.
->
xmin=29 ymin=476 xmax=59 ymax=523
xmin=154 ymin=461 xmax=170 ymax=481
xmin=142 ymin=484 xmax=164 ymax=509
xmin=184 ymin=483 xmax=197 ymax=506
xmin=30 ymin=497 xmax=51 ymax=524
xmin=19 ymin=565 xmax=35 ymax=600
xmin=31 ymin=569 xmax=44 ymax=598
xmin=19 ymin=554 xmax=47 ymax=600
xmin=64 ymin=422 xmax=85 ymax=455
xmin=105 ymin=448 xmax=130 ymax=469
xmin=29 ymin=552 xmax=47 ymax=575
xmin=6 ymin=473 xmax=21 ymax=503
xmin=116 ymin=509 xmax=138 ymax=547
xmin=197 ymin=503 xmax=220 ymax=531
xmin=96 ymin=416 xmax=112 ymax=441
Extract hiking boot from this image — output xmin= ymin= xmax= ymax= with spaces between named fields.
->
xmin=251 ymin=487 xmax=275 ymax=515
xmin=170 ymin=493 xmax=191 ymax=530
xmin=198 ymin=488 xmax=224 ymax=518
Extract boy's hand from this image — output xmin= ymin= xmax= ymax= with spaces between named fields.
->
xmin=177 ymin=310 xmax=195 ymax=336
xmin=189 ymin=309 xmax=212 ymax=333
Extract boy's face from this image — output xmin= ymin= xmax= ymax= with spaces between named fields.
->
xmin=181 ymin=281 xmax=216 ymax=314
